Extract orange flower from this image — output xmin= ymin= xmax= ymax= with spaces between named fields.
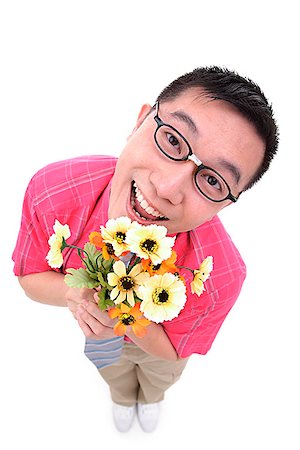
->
xmin=89 ymin=231 xmax=119 ymax=261
xmin=89 ymin=231 xmax=104 ymax=248
xmin=102 ymin=243 xmax=119 ymax=261
xmin=141 ymin=250 xmax=178 ymax=276
xmin=108 ymin=303 xmax=151 ymax=337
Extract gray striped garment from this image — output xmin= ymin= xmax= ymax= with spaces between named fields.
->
xmin=84 ymin=253 xmax=133 ymax=369
xmin=84 ymin=336 xmax=124 ymax=369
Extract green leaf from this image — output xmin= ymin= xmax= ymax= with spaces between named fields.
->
xmin=87 ymin=271 xmax=99 ymax=280
xmin=97 ymin=288 xmax=115 ymax=310
xmin=105 ymin=298 xmax=115 ymax=308
xmin=64 ymin=268 xmax=99 ymax=289
xmin=101 ymin=258 xmax=113 ymax=272
xmin=97 ymin=270 xmax=110 ymax=288
xmin=82 ymin=242 xmax=102 ymax=272
xmin=97 ymin=288 xmax=108 ymax=310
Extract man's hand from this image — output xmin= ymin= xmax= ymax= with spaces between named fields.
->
xmin=75 ymin=293 xmax=117 ymax=340
xmin=65 ymin=287 xmax=97 ymax=318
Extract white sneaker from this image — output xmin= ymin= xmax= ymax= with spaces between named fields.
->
xmin=112 ymin=402 xmax=135 ymax=432
xmin=137 ymin=402 xmax=160 ymax=432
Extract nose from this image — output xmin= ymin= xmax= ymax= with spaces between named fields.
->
xmin=151 ymin=159 xmax=195 ymax=205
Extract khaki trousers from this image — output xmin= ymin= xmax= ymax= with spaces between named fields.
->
xmin=99 ymin=343 xmax=189 ymax=406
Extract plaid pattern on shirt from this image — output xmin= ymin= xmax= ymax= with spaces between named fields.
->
xmin=12 ymin=155 xmax=246 ymax=358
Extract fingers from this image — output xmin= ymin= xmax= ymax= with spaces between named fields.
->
xmin=80 ymin=288 xmax=97 ymax=303
xmin=93 ymin=291 xmax=99 ymax=303
xmin=85 ymin=301 xmax=105 ymax=322
xmin=65 ymin=287 xmax=116 ymax=339
xmin=77 ymin=302 xmax=109 ymax=327
xmin=77 ymin=307 xmax=103 ymax=337
xmin=66 ymin=300 xmax=77 ymax=318
xmin=65 ymin=287 xmax=97 ymax=318
xmin=76 ymin=306 xmax=115 ymax=339
xmin=77 ymin=315 xmax=96 ymax=338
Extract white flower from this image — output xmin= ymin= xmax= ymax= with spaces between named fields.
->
xmin=126 ymin=224 xmax=175 ymax=265
xmin=190 ymin=256 xmax=213 ymax=296
xmin=100 ymin=216 xmax=139 ymax=256
xmin=107 ymin=260 xmax=149 ymax=307
xmin=138 ymin=273 xmax=187 ymax=323
xmin=46 ymin=220 xmax=71 ymax=268
xmin=198 ymin=256 xmax=213 ymax=281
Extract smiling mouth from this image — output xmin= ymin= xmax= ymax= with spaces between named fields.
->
xmin=131 ymin=182 xmax=168 ymax=222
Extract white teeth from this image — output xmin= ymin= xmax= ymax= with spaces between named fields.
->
xmin=140 ymin=200 xmax=148 ymax=209
xmin=133 ymin=182 xmax=165 ymax=219
xmin=145 ymin=206 xmax=155 ymax=214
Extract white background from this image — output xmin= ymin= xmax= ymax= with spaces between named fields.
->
xmin=1 ymin=1 xmax=299 ymax=449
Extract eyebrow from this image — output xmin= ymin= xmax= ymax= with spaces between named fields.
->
xmin=167 ymin=108 xmax=241 ymax=185
xmin=217 ymin=158 xmax=241 ymax=185
xmin=169 ymin=110 xmax=199 ymax=135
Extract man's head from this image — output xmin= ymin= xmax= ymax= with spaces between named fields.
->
xmin=108 ymin=66 xmax=278 ymax=234
xmin=156 ymin=66 xmax=279 ymax=191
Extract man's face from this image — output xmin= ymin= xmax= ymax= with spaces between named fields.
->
xmin=108 ymin=88 xmax=265 ymax=234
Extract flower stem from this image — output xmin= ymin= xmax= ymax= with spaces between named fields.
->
xmin=176 ymin=265 xmax=194 ymax=274
xmin=62 ymin=239 xmax=96 ymax=272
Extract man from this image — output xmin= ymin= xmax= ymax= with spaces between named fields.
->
xmin=13 ymin=66 xmax=278 ymax=432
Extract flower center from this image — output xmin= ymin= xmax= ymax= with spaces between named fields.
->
xmin=119 ymin=276 xmax=135 ymax=291
xmin=152 ymin=288 xmax=169 ymax=304
xmin=114 ymin=231 xmax=126 ymax=244
xmin=105 ymin=243 xmax=115 ymax=254
xmin=120 ymin=313 xmax=136 ymax=326
xmin=151 ymin=263 xmax=161 ymax=271
xmin=140 ymin=239 xmax=158 ymax=254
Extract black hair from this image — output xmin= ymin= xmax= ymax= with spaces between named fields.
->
xmin=156 ymin=66 xmax=279 ymax=190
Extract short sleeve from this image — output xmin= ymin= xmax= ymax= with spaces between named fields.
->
xmin=12 ymin=178 xmax=52 ymax=276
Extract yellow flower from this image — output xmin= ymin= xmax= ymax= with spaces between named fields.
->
xmin=46 ymin=220 xmax=71 ymax=268
xmin=126 ymin=224 xmax=175 ymax=265
xmin=107 ymin=260 xmax=149 ymax=307
xmin=191 ymin=256 xmax=213 ymax=296
xmin=108 ymin=303 xmax=151 ymax=337
xmin=138 ymin=273 xmax=187 ymax=323
xmin=100 ymin=216 xmax=139 ymax=257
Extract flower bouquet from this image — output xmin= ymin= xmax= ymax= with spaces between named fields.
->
xmin=46 ymin=217 xmax=213 ymax=337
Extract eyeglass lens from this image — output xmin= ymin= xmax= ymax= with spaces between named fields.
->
xmin=155 ymin=124 xmax=230 ymax=201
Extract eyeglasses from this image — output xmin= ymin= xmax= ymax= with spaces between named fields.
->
xmin=153 ymin=101 xmax=239 ymax=203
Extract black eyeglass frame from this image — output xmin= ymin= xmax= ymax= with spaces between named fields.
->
xmin=153 ymin=102 xmax=240 ymax=203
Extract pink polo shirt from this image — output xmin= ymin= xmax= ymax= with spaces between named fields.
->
xmin=13 ymin=155 xmax=246 ymax=358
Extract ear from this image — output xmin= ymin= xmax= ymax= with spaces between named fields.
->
xmin=136 ymin=103 xmax=153 ymax=128
xmin=127 ymin=103 xmax=153 ymax=139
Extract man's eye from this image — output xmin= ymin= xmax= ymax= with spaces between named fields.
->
xmin=207 ymin=175 xmax=218 ymax=186
xmin=204 ymin=175 xmax=222 ymax=191
xmin=167 ymin=133 xmax=179 ymax=146
xmin=167 ymin=133 xmax=180 ymax=150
